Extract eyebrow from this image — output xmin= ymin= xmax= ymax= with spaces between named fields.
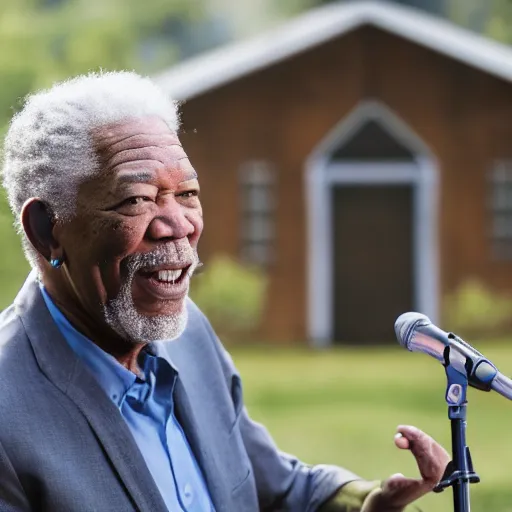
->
xmin=115 ymin=170 xmax=199 ymax=186
xmin=180 ymin=172 xmax=198 ymax=182
xmin=116 ymin=171 xmax=155 ymax=185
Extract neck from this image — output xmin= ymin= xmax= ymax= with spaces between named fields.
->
xmin=42 ymin=275 xmax=145 ymax=374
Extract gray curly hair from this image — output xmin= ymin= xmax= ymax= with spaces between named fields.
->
xmin=2 ymin=70 xmax=180 ymax=268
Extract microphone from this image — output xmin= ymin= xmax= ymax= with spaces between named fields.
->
xmin=395 ymin=312 xmax=512 ymax=401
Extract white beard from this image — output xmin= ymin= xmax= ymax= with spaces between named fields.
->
xmin=102 ymin=242 xmax=199 ymax=343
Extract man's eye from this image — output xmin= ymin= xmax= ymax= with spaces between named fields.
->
xmin=125 ymin=196 xmax=152 ymax=205
xmin=179 ymin=190 xmax=199 ymax=198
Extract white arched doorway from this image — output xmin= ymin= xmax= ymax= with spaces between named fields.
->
xmin=305 ymin=101 xmax=439 ymax=346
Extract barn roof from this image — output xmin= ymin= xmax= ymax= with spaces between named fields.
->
xmin=153 ymin=1 xmax=512 ymax=101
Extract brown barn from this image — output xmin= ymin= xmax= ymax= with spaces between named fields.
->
xmin=154 ymin=1 xmax=512 ymax=346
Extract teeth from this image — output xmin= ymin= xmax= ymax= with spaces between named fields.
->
xmin=157 ymin=269 xmax=184 ymax=283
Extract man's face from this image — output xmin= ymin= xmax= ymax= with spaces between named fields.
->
xmin=54 ymin=116 xmax=203 ymax=343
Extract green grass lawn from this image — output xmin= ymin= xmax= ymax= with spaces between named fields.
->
xmin=231 ymin=344 xmax=512 ymax=512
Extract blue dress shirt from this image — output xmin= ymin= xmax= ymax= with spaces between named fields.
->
xmin=40 ymin=286 xmax=214 ymax=512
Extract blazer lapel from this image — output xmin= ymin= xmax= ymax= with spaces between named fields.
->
xmin=15 ymin=273 xmax=168 ymax=512
xmin=161 ymin=339 xmax=232 ymax=512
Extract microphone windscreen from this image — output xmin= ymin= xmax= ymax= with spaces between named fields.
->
xmin=394 ymin=312 xmax=431 ymax=349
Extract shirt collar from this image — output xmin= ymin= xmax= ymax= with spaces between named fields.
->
xmin=40 ymin=285 xmax=137 ymax=406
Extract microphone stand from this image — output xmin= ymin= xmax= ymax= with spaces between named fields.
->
xmin=433 ymin=347 xmax=480 ymax=511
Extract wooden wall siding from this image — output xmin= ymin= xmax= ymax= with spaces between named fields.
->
xmin=178 ymin=27 xmax=512 ymax=342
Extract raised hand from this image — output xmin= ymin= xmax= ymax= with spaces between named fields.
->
xmin=362 ymin=425 xmax=450 ymax=512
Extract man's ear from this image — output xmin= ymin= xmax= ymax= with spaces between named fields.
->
xmin=21 ymin=198 xmax=63 ymax=263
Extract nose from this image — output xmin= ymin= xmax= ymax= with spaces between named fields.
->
xmin=146 ymin=198 xmax=195 ymax=242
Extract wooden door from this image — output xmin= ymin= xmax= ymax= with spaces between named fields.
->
xmin=332 ymin=185 xmax=414 ymax=343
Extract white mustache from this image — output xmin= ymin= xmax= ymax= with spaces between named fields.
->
xmin=125 ymin=243 xmax=198 ymax=274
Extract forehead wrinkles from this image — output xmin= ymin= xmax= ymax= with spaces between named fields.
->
xmin=95 ymin=134 xmax=184 ymax=167
xmin=107 ymin=146 xmax=189 ymax=172
xmin=91 ymin=116 xmax=177 ymax=144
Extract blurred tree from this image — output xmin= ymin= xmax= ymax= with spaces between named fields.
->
xmin=0 ymin=0 xmax=222 ymax=129
xmin=276 ymin=0 xmax=447 ymax=16
xmin=483 ymin=0 xmax=512 ymax=45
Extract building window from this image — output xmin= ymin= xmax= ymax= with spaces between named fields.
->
xmin=489 ymin=160 xmax=512 ymax=260
xmin=239 ymin=161 xmax=276 ymax=266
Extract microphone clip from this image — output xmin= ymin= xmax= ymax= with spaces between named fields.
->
xmin=433 ymin=348 xmax=480 ymax=511
xmin=434 ymin=458 xmax=480 ymax=494
xmin=444 ymin=334 xmax=497 ymax=393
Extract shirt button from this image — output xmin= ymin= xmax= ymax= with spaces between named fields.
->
xmin=182 ymin=483 xmax=194 ymax=506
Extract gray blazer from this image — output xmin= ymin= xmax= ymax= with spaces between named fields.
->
xmin=0 ymin=273 xmax=358 ymax=511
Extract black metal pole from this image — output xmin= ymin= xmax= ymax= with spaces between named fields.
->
xmin=433 ymin=360 xmax=479 ymax=510
xmin=449 ymin=405 xmax=471 ymax=512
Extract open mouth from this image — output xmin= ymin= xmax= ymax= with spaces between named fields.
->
xmin=133 ymin=264 xmax=193 ymax=303
xmin=139 ymin=265 xmax=192 ymax=286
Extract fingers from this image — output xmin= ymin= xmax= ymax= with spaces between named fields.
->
xmin=367 ymin=474 xmax=425 ymax=511
xmin=396 ymin=425 xmax=425 ymax=444
xmin=381 ymin=473 xmax=425 ymax=508
xmin=395 ymin=425 xmax=450 ymax=485
xmin=365 ymin=425 xmax=450 ymax=512
xmin=370 ymin=426 xmax=451 ymax=510
xmin=394 ymin=433 xmax=410 ymax=450
xmin=384 ymin=473 xmax=419 ymax=493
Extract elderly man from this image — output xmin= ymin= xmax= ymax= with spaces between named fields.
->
xmin=0 ymin=72 xmax=449 ymax=512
